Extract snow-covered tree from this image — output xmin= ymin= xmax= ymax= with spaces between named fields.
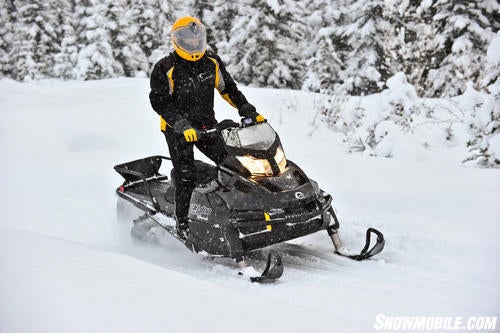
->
xmin=424 ymin=0 xmax=498 ymax=97
xmin=52 ymin=0 xmax=79 ymax=79
xmin=391 ymin=0 xmax=441 ymax=97
xmin=224 ymin=0 xmax=306 ymax=89
xmin=0 ymin=0 xmax=14 ymax=77
xmin=209 ymin=1 xmax=238 ymax=57
xmin=107 ymin=0 xmax=149 ymax=77
xmin=465 ymin=88 xmax=500 ymax=168
xmin=73 ymin=0 xmax=122 ymax=80
xmin=129 ymin=0 xmax=159 ymax=59
xmin=194 ymin=0 xmax=218 ymax=52
xmin=148 ymin=0 xmax=175 ymax=65
xmin=0 ymin=0 xmax=496 ymax=102
xmin=336 ymin=0 xmax=399 ymax=95
xmin=301 ymin=0 xmax=347 ymax=93
xmin=10 ymin=0 xmax=61 ymax=80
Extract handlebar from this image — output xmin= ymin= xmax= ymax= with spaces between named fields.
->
xmin=198 ymin=118 xmax=265 ymax=137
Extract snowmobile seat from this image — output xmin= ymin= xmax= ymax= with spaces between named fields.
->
xmin=170 ymin=160 xmax=218 ymax=186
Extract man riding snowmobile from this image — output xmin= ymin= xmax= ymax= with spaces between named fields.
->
xmin=149 ymin=16 xmax=265 ymax=239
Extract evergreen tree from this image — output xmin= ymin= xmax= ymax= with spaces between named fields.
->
xmin=0 ymin=0 xmax=15 ymax=77
xmin=107 ymin=0 xmax=149 ymax=77
xmin=1 ymin=0 xmax=496 ymax=99
xmin=148 ymin=0 xmax=175 ymax=65
xmin=53 ymin=0 xmax=79 ymax=79
xmin=223 ymin=0 xmax=274 ymax=87
xmin=10 ymin=1 xmax=44 ymax=80
xmin=209 ymin=0 xmax=238 ymax=57
xmin=394 ymin=0 xmax=442 ymax=97
xmin=270 ymin=0 xmax=308 ymax=89
xmin=465 ymin=89 xmax=500 ymax=168
xmin=481 ymin=35 xmax=500 ymax=91
xmin=73 ymin=0 xmax=122 ymax=80
xmin=301 ymin=0 xmax=347 ymax=93
xmin=225 ymin=0 xmax=306 ymax=89
xmin=194 ymin=0 xmax=217 ymax=52
xmin=425 ymin=0 xmax=498 ymax=97
xmin=336 ymin=0 xmax=398 ymax=95
xmin=10 ymin=0 xmax=61 ymax=80
xmin=130 ymin=0 xmax=158 ymax=59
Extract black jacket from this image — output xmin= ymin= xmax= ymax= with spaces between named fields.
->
xmin=149 ymin=51 xmax=251 ymax=131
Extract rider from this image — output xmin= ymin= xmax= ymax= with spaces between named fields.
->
xmin=149 ymin=16 xmax=265 ymax=239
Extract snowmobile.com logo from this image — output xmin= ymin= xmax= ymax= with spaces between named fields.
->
xmin=374 ymin=315 xmax=497 ymax=331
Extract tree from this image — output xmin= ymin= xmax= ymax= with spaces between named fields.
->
xmin=194 ymin=0 xmax=218 ymax=52
xmin=73 ymin=0 xmax=122 ymax=80
xmin=301 ymin=0 xmax=347 ymax=93
xmin=393 ymin=0 xmax=443 ymax=97
xmin=53 ymin=0 xmax=79 ymax=79
xmin=465 ymin=88 xmax=500 ymax=168
xmin=10 ymin=0 xmax=60 ymax=80
xmin=106 ymin=0 xmax=149 ymax=77
xmin=224 ymin=0 xmax=306 ymax=89
xmin=148 ymin=0 xmax=175 ymax=65
xmin=336 ymin=0 xmax=399 ymax=95
xmin=424 ymin=0 xmax=498 ymax=97
xmin=0 ymin=0 xmax=15 ymax=77
xmin=129 ymin=0 xmax=159 ymax=59
xmin=208 ymin=0 xmax=238 ymax=57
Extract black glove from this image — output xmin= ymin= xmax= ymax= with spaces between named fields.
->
xmin=217 ymin=119 xmax=239 ymax=131
xmin=239 ymin=103 xmax=265 ymax=123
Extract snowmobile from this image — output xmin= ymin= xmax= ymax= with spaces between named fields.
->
xmin=114 ymin=119 xmax=384 ymax=282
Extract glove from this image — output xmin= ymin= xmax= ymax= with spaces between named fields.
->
xmin=239 ymin=103 xmax=265 ymax=123
xmin=183 ymin=128 xmax=198 ymax=142
xmin=174 ymin=119 xmax=198 ymax=143
xmin=254 ymin=114 xmax=265 ymax=123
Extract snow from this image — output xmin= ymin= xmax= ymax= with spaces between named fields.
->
xmin=490 ymin=133 xmax=500 ymax=158
xmin=1 ymin=78 xmax=499 ymax=332
xmin=487 ymin=34 xmax=500 ymax=65
xmin=0 ymin=229 xmax=341 ymax=333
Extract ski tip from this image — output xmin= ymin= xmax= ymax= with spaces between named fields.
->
xmin=250 ymin=253 xmax=284 ymax=283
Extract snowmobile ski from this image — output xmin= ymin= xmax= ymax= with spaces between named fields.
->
xmin=326 ymin=207 xmax=385 ymax=261
xmin=245 ymin=253 xmax=284 ymax=283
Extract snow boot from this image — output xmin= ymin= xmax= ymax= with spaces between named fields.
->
xmin=176 ymin=220 xmax=190 ymax=240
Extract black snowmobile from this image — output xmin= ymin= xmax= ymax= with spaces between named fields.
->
xmin=114 ymin=119 xmax=384 ymax=282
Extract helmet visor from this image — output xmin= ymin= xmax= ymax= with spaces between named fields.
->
xmin=172 ymin=22 xmax=207 ymax=53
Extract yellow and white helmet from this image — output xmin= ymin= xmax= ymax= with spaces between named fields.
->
xmin=171 ymin=16 xmax=207 ymax=61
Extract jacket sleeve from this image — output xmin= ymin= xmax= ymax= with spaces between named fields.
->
xmin=211 ymin=53 xmax=250 ymax=116
xmin=149 ymin=55 xmax=181 ymax=127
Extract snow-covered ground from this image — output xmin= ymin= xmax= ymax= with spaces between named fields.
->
xmin=0 ymin=78 xmax=499 ymax=332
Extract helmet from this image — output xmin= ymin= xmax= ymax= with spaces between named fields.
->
xmin=171 ymin=16 xmax=207 ymax=61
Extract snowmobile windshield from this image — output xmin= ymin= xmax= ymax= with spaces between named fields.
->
xmin=222 ymin=123 xmax=286 ymax=177
xmin=224 ymin=123 xmax=277 ymax=150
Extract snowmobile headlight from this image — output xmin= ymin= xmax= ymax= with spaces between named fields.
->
xmin=236 ymin=155 xmax=273 ymax=176
xmin=274 ymin=146 xmax=287 ymax=173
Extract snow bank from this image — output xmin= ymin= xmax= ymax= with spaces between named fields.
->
xmin=320 ymin=73 xmax=499 ymax=167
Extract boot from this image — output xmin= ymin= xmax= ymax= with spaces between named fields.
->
xmin=176 ymin=219 xmax=190 ymax=240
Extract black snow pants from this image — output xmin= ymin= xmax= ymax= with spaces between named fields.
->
xmin=164 ymin=129 xmax=227 ymax=227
